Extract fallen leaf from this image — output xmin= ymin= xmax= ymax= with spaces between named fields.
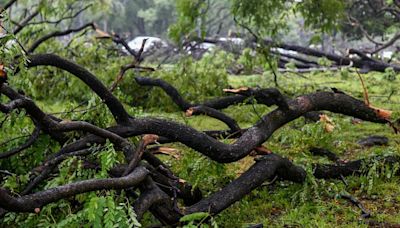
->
xmin=319 ymin=114 xmax=335 ymax=132
xmin=324 ymin=123 xmax=335 ymax=133
xmin=185 ymin=108 xmax=194 ymax=117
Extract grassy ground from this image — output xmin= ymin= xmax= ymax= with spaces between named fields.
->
xmin=143 ymin=70 xmax=400 ymax=227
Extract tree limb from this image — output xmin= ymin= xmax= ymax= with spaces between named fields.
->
xmin=0 ymin=166 xmax=149 ymax=213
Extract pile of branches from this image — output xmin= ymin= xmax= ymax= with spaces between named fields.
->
xmin=0 ymin=1 xmax=399 ymax=226
xmin=192 ymin=37 xmax=400 ymax=74
xmin=1 ymin=51 xmax=399 ymax=225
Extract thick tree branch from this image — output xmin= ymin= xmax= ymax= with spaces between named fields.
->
xmin=21 ymin=149 xmax=93 ymax=195
xmin=125 ymin=92 xmax=387 ymax=163
xmin=51 ymin=91 xmax=388 ymax=164
xmin=0 ymin=84 xmax=66 ymax=143
xmin=0 ymin=166 xmax=149 ymax=213
xmin=134 ymin=177 xmax=170 ymax=221
xmin=185 ymin=154 xmax=306 ymax=215
xmin=26 ymin=54 xmax=131 ymax=124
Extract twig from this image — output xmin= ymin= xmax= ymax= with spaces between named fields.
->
xmin=356 ymin=70 xmax=370 ymax=106
xmin=340 ymin=194 xmax=371 ymax=218
xmin=0 ymin=125 xmax=40 ymax=159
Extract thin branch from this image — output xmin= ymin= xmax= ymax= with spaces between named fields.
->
xmin=26 ymin=54 xmax=131 ymax=124
xmin=27 ymin=22 xmax=95 ymax=53
xmin=123 ymin=135 xmax=159 ymax=176
xmin=0 ymin=125 xmax=40 ymax=159
xmin=27 ymin=4 xmax=92 ymax=26
xmin=0 ymin=0 xmax=17 ymax=13
xmin=340 ymin=194 xmax=371 ymax=218
xmin=371 ymin=32 xmax=400 ymax=54
xmin=12 ymin=9 xmax=39 ymax=35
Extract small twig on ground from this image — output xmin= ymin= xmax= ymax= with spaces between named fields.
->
xmin=340 ymin=193 xmax=371 ymax=218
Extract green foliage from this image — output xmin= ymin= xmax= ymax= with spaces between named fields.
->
xmin=295 ymin=0 xmax=345 ymax=33
xmin=170 ymin=145 xmax=235 ymax=193
xmin=237 ymin=48 xmax=269 ymax=74
xmin=231 ymin=0 xmax=289 ymax=37
xmin=341 ymin=0 xmax=398 ymax=40
xmin=383 ymin=67 xmax=397 ymax=81
xmin=169 ymin=0 xmax=208 ymax=43
xmin=171 ymin=0 xmax=346 ymax=41
xmin=119 ymin=51 xmax=232 ymax=111
xmin=360 ymin=158 xmax=400 ymax=195
xmin=317 ymin=57 xmax=333 ymax=67
xmin=180 ymin=212 xmax=219 ymax=228
xmin=96 ymin=142 xmax=118 ymax=178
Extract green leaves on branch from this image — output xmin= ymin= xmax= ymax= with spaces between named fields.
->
xmin=170 ymin=0 xmax=346 ymax=42
xmin=169 ymin=0 xmax=208 ymax=44
xmin=180 ymin=212 xmax=219 ymax=228
xmin=295 ymin=0 xmax=345 ymax=33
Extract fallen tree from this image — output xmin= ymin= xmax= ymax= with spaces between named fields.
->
xmin=196 ymin=37 xmax=400 ymax=73
xmin=0 ymin=1 xmax=399 ymax=226
xmin=0 ymin=52 xmax=397 ymax=225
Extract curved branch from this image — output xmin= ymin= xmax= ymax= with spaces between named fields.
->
xmin=27 ymin=22 xmax=95 ymax=53
xmin=371 ymin=33 xmax=400 ymax=54
xmin=0 ymin=166 xmax=149 ymax=213
xmin=53 ymin=91 xmax=388 ymax=164
xmin=27 ymin=54 xmax=131 ymax=124
xmin=12 ymin=9 xmax=39 ymax=35
xmin=26 ymin=4 xmax=92 ymax=26
xmin=125 ymin=92 xmax=387 ymax=163
xmin=0 ymin=84 xmax=66 ymax=143
xmin=186 ymin=105 xmax=240 ymax=132
xmin=134 ymin=76 xmax=248 ymax=111
xmin=52 ymin=121 xmax=132 ymax=150
xmin=0 ymin=125 xmax=40 ymax=159
xmin=0 ymin=98 xmax=31 ymax=113
xmin=185 ymin=154 xmax=306 ymax=215
xmin=21 ymin=149 xmax=93 ymax=195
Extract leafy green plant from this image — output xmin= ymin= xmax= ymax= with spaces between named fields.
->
xmin=180 ymin=212 xmax=218 ymax=228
